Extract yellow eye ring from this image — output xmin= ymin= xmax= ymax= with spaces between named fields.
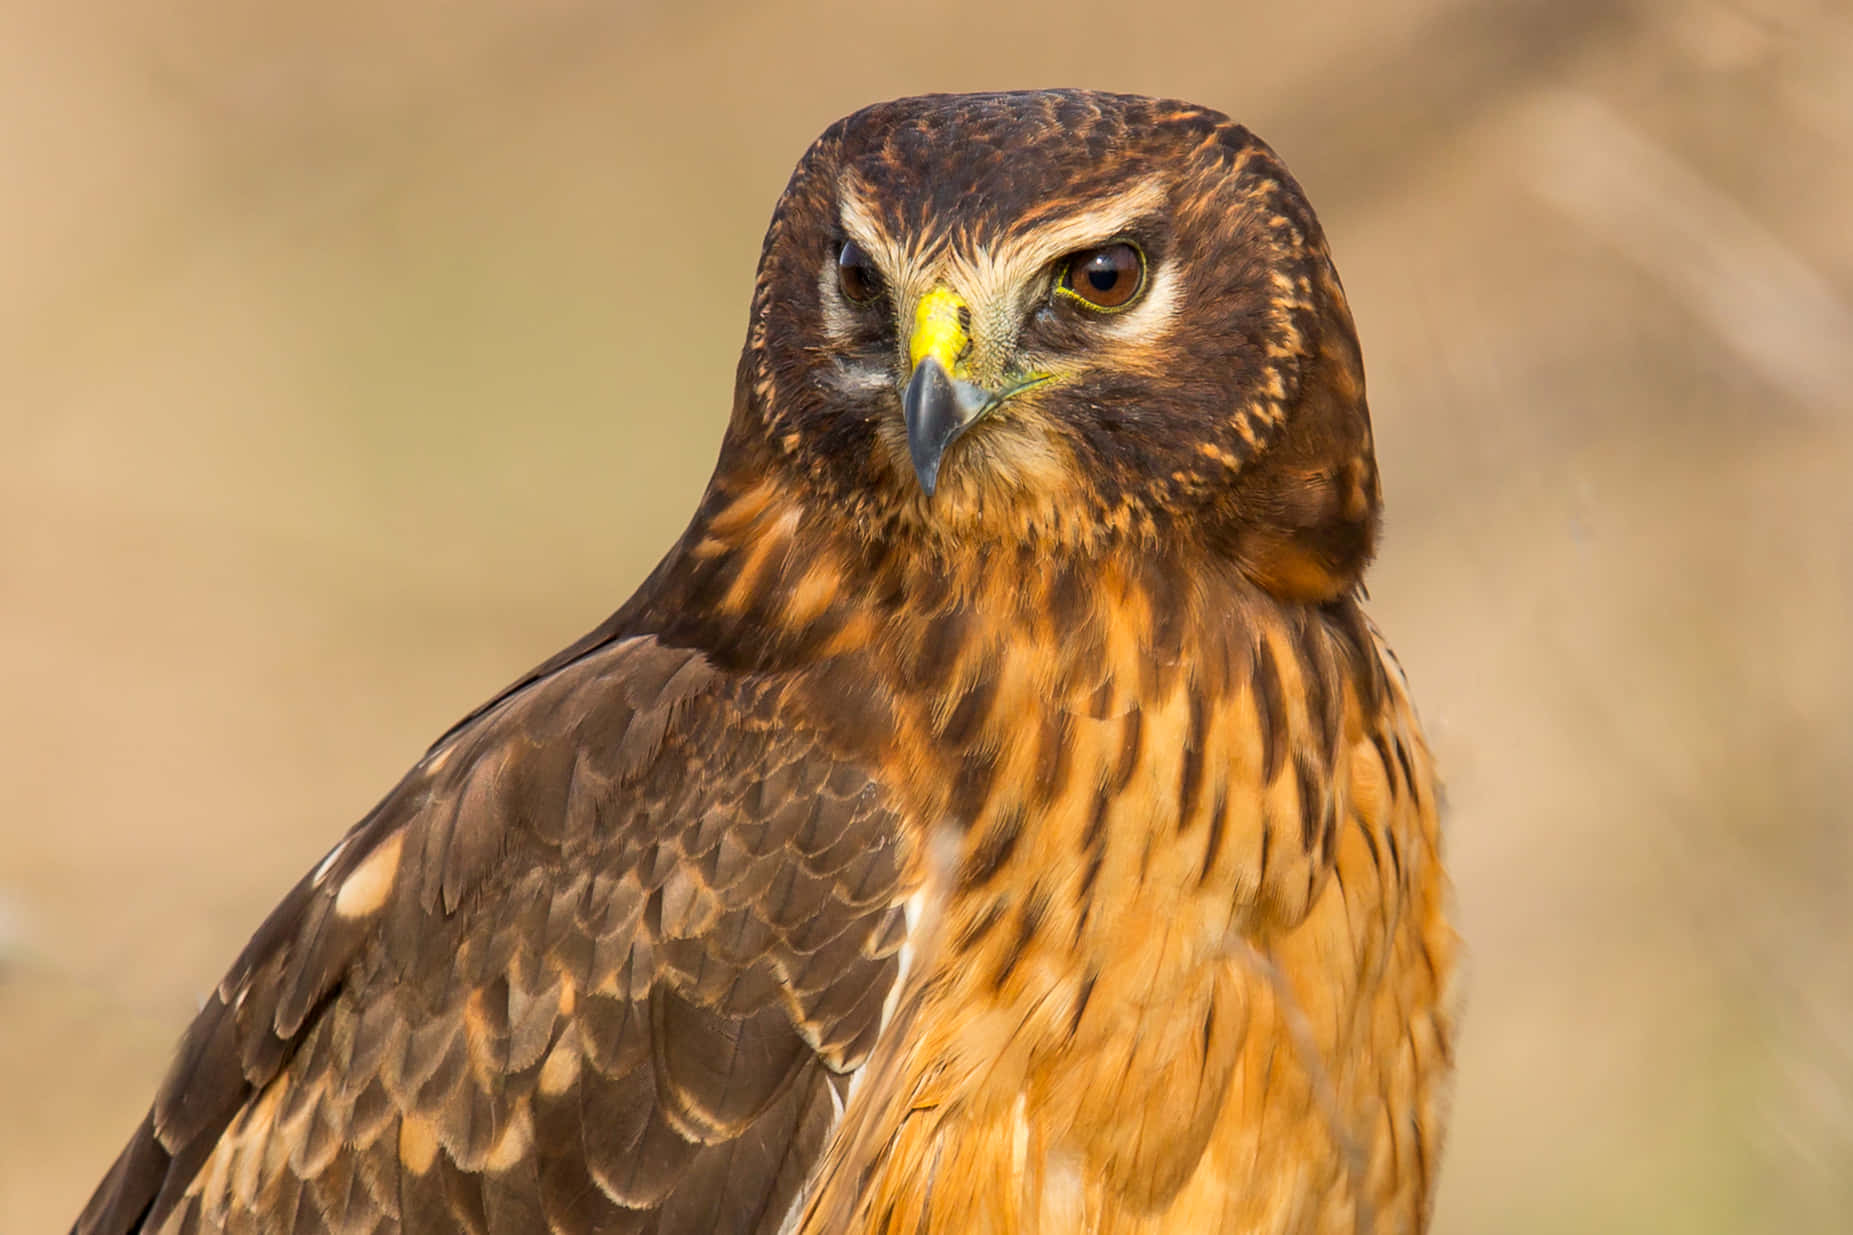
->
xmin=1055 ymin=241 xmax=1146 ymax=312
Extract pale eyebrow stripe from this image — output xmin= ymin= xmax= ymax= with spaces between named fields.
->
xmin=943 ymin=177 xmax=1170 ymax=311
xmin=975 ymin=178 xmax=1169 ymax=279
xmin=834 ymin=177 xmax=946 ymax=356
xmin=822 ymin=179 xmax=919 ymax=348
xmin=836 ymin=178 xmax=917 ymax=282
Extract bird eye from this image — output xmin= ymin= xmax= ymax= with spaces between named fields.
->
xmin=1057 ymin=241 xmax=1145 ymax=311
xmin=837 ymin=240 xmax=886 ymax=304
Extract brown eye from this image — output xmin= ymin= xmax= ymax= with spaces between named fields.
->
xmin=837 ymin=239 xmax=886 ymax=304
xmin=1059 ymin=241 xmax=1145 ymax=311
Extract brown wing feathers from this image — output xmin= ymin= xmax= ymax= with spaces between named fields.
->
xmin=76 ymin=637 xmax=910 ymax=1235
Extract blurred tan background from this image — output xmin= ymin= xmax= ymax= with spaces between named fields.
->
xmin=5 ymin=1 xmax=1851 ymax=1230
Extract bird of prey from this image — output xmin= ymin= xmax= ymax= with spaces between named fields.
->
xmin=74 ymin=90 xmax=1456 ymax=1235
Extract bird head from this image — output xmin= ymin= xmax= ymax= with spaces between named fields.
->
xmin=731 ymin=90 xmax=1382 ymax=602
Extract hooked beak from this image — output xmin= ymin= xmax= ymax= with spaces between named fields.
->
xmin=902 ymin=354 xmax=993 ymax=497
xmin=901 ymin=286 xmax=1047 ymax=496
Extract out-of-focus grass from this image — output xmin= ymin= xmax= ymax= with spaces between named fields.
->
xmin=4 ymin=2 xmax=1849 ymax=1230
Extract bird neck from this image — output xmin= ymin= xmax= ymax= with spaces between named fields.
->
xmin=629 ymin=459 xmax=1374 ymax=842
xmin=637 ymin=457 xmax=1252 ymax=680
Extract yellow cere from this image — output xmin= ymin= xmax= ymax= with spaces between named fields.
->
xmin=909 ymin=285 xmax=970 ymax=373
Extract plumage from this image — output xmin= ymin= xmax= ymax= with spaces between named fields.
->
xmin=75 ymin=89 xmax=1455 ymax=1235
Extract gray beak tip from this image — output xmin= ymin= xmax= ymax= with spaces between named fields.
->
xmin=902 ymin=355 xmax=953 ymax=496
xmin=902 ymin=356 xmax=993 ymax=498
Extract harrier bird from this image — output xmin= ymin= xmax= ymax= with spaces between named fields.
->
xmin=75 ymin=91 xmax=1455 ymax=1235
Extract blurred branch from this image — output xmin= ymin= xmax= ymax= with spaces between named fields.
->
xmin=1522 ymin=89 xmax=1853 ymax=418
